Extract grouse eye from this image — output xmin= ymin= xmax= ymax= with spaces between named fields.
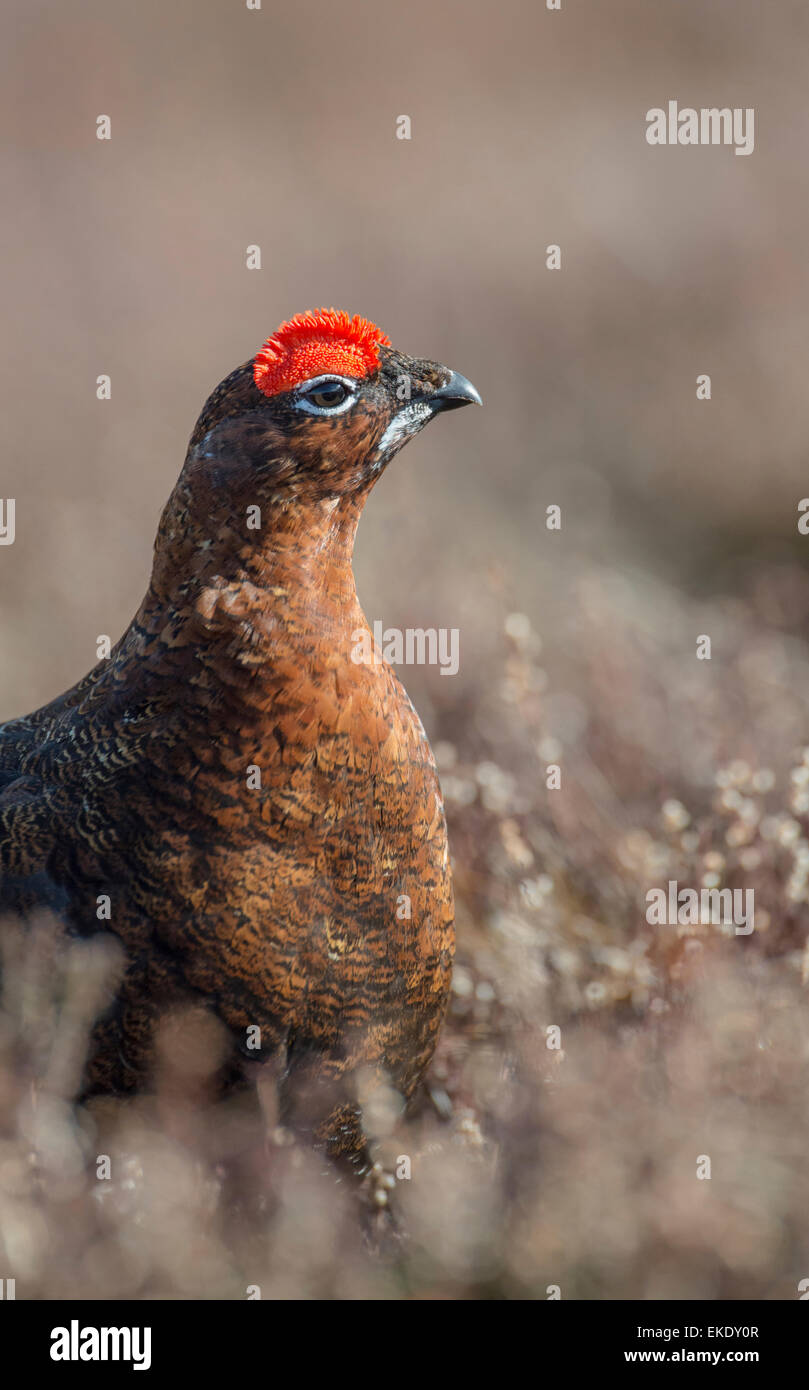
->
xmin=304 ymin=382 xmax=350 ymax=409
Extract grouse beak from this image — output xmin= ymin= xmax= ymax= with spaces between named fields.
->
xmin=374 ymin=362 xmax=483 ymax=466
xmin=430 ymin=370 xmax=483 ymax=412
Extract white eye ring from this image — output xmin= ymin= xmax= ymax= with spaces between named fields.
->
xmin=293 ymin=375 xmax=358 ymax=416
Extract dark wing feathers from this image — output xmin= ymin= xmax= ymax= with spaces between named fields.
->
xmin=0 ymin=688 xmax=93 ymax=912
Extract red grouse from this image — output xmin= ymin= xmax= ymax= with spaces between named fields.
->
xmin=0 ymin=309 xmax=481 ymax=1171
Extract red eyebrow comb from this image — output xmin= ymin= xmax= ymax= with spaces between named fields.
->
xmin=253 ymin=308 xmax=391 ymax=399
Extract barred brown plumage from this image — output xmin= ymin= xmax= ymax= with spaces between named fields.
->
xmin=0 ymin=310 xmax=481 ymax=1174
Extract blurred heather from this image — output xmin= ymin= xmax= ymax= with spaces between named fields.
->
xmin=2 ymin=0 xmax=809 ymax=1299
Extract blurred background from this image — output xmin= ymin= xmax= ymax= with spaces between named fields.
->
xmin=2 ymin=0 xmax=809 ymax=1300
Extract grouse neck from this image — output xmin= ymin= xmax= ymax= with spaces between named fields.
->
xmin=138 ymin=494 xmax=376 ymax=707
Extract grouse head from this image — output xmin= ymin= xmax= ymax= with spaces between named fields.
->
xmin=151 ymin=309 xmax=481 ymax=602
